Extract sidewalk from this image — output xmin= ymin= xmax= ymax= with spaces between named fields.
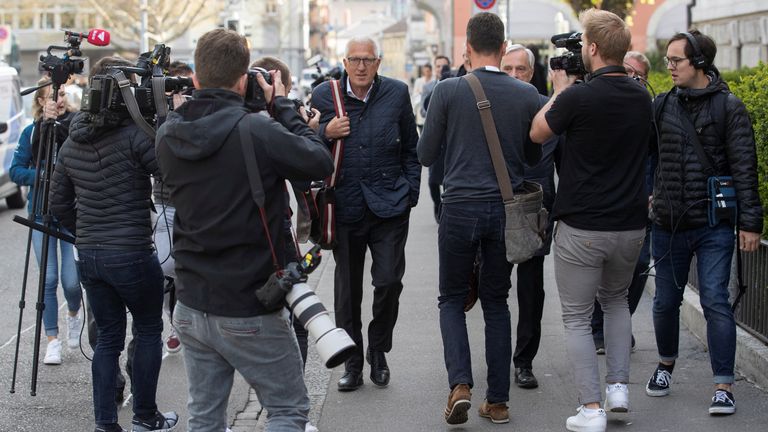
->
xmin=239 ymin=172 xmax=768 ymax=431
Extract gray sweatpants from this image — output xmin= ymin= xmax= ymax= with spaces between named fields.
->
xmin=553 ymin=222 xmax=645 ymax=405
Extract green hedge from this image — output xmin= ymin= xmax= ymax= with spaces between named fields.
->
xmin=646 ymin=64 xmax=768 ymax=235
xmin=730 ymin=64 xmax=768 ymax=236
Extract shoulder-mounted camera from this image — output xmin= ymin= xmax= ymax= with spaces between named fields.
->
xmin=549 ymin=32 xmax=586 ymax=77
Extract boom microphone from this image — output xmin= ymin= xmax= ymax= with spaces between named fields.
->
xmin=64 ymin=29 xmax=111 ymax=47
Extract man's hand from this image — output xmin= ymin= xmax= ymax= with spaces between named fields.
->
xmin=308 ymin=108 xmax=321 ymax=131
xmin=255 ymin=70 xmax=287 ymax=103
xmin=550 ymin=69 xmax=577 ymax=94
xmin=739 ymin=230 xmax=761 ymax=252
xmin=325 ymin=115 xmax=350 ymax=140
xmin=171 ymin=94 xmax=188 ymax=110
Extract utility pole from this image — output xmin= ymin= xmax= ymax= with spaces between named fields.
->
xmin=140 ymin=0 xmax=149 ymax=52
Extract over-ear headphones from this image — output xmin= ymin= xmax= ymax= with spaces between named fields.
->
xmin=682 ymin=32 xmax=708 ymax=69
xmin=585 ymin=65 xmax=627 ymax=82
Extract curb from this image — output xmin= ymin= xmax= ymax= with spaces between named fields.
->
xmin=645 ymin=281 xmax=768 ymax=391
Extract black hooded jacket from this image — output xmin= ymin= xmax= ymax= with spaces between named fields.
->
xmin=155 ymin=89 xmax=333 ymax=317
xmin=49 ymin=112 xmax=158 ymax=249
xmin=652 ymin=73 xmax=762 ymax=233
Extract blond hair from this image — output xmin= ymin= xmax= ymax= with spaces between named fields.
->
xmin=31 ymin=78 xmax=51 ymax=121
xmin=579 ymin=8 xmax=631 ymax=65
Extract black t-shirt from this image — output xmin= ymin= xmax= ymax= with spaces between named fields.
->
xmin=545 ymin=76 xmax=651 ymax=231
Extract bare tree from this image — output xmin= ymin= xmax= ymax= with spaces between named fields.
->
xmin=569 ymin=0 xmax=633 ymax=19
xmin=84 ymin=0 xmax=225 ymax=49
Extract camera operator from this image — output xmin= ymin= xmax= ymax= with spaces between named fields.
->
xmin=10 ymin=78 xmax=82 ymax=366
xmin=49 ymin=56 xmax=177 ymax=432
xmin=156 ymin=29 xmax=333 ymax=431
xmin=530 ymin=9 xmax=651 ymax=432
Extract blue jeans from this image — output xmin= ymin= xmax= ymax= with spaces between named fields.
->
xmin=76 ymin=248 xmax=165 ymax=426
xmin=652 ymin=222 xmax=736 ymax=384
xmin=173 ymin=301 xmax=309 ymax=432
xmin=438 ymin=201 xmax=512 ymax=403
xmin=31 ymin=218 xmax=81 ymax=336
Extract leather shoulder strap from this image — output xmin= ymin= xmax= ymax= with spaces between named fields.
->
xmin=463 ymin=73 xmax=514 ymax=201
xmin=327 ymin=80 xmax=345 ymax=187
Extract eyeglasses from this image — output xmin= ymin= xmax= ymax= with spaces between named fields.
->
xmin=663 ymin=56 xmax=690 ymax=68
xmin=346 ymin=57 xmax=378 ymax=67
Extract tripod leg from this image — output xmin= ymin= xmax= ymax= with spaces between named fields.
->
xmin=30 ymin=228 xmax=53 ymax=396
xmin=10 ymin=228 xmax=35 ymax=394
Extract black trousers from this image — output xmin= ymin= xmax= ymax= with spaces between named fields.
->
xmin=513 ymin=255 xmax=546 ymax=369
xmin=333 ymin=209 xmax=410 ymax=373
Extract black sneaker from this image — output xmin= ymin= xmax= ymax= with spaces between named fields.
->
xmin=594 ymin=338 xmax=605 ymax=355
xmin=709 ymin=389 xmax=736 ymax=415
xmin=645 ymin=366 xmax=672 ymax=397
xmin=95 ymin=425 xmax=126 ymax=432
xmin=131 ymin=411 xmax=179 ymax=432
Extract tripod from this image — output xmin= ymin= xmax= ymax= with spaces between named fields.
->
xmin=10 ymin=77 xmax=78 ymax=396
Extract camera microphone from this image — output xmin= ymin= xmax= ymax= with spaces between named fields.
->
xmin=64 ymin=29 xmax=111 ymax=47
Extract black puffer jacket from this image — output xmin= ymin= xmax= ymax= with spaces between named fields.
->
xmin=651 ymin=73 xmax=762 ymax=233
xmin=49 ymin=112 xmax=159 ymax=249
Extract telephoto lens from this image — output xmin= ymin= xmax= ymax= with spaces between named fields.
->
xmin=286 ymin=282 xmax=356 ymax=368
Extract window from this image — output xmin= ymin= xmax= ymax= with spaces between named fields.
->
xmin=40 ymin=12 xmax=55 ymax=29
xmin=266 ymin=0 xmax=278 ymax=15
xmin=18 ymin=12 xmax=34 ymax=29
xmin=61 ymin=11 xmax=76 ymax=29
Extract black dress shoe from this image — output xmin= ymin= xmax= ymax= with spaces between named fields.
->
xmin=337 ymin=371 xmax=363 ymax=392
xmin=366 ymin=348 xmax=390 ymax=387
xmin=515 ymin=368 xmax=539 ymax=389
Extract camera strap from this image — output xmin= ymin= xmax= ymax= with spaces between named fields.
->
xmin=585 ymin=65 xmax=626 ymax=82
xmin=110 ymin=69 xmax=157 ymax=138
xmin=152 ymin=77 xmax=169 ymax=119
xmin=237 ymin=114 xmax=281 ymax=272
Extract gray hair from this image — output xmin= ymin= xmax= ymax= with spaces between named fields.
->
xmin=345 ymin=37 xmax=382 ymax=58
xmin=505 ymin=43 xmax=534 ymax=69
xmin=624 ymin=51 xmax=651 ymax=76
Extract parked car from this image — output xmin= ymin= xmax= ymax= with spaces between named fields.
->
xmin=0 ymin=63 xmax=28 ymax=209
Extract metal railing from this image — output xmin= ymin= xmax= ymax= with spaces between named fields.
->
xmin=688 ymin=240 xmax=768 ymax=345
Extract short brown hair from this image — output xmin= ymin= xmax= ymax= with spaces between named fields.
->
xmin=466 ymin=12 xmax=505 ymax=56
xmin=580 ymin=8 xmax=631 ymax=65
xmin=194 ymin=29 xmax=250 ymax=89
xmin=250 ymin=56 xmax=291 ymax=88
xmin=667 ymin=29 xmax=717 ymax=70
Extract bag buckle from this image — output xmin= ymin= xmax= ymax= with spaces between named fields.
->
xmin=477 ymin=100 xmax=491 ymax=110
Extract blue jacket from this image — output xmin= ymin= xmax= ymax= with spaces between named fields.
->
xmin=312 ymin=73 xmax=420 ymax=224
xmin=9 ymin=124 xmax=35 ymax=214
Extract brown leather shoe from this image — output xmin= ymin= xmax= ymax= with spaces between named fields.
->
xmin=479 ymin=400 xmax=509 ymax=424
xmin=444 ymin=384 xmax=472 ymax=425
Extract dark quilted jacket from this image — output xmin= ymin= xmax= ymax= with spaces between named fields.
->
xmin=651 ymin=74 xmax=762 ymax=233
xmin=49 ymin=112 xmax=159 ymax=249
xmin=312 ymin=73 xmax=421 ymax=224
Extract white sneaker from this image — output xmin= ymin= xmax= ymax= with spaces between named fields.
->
xmin=566 ymin=406 xmax=606 ymax=432
xmin=67 ymin=314 xmax=82 ymax=349
xmin=305 ymin=423 xmax=319 ymax=432
xmin=43 ymin=339 xmax=62 ymax=365
xmin=605 ymin=383 xmax=629 ymax=412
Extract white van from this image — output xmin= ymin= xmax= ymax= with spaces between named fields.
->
xmin=0 ymin=63 xmax=27 ymax=209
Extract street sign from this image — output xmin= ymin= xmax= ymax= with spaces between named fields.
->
xmin=474 ymin=0 xmax=496 ymax=10
xmin=472 ymin=0 xmax=499 ymax=15
xmin=0 ymin=25 xmax=11 ymax=57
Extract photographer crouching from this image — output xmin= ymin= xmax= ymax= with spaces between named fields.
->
xmin=49 ymin=56 xmax=177 ymax=432
xmin=155 ymin=29 xmax=334 ymax=431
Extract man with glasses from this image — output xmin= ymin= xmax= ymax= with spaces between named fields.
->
xmin=500 ymin=43 xmax=560 ymax=391
xmin=647 ymin=29 xmax=762 ymax=416
xmin=311 ymin=37 xmax=420 ymax=392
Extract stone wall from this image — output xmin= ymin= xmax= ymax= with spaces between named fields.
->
xmin=693 ymin=0 xmax=768 ymax=70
